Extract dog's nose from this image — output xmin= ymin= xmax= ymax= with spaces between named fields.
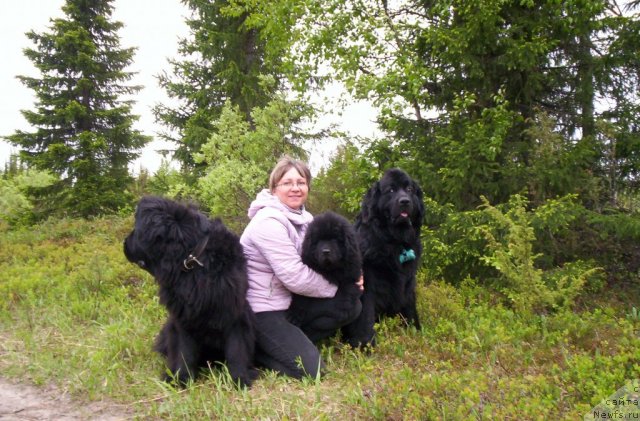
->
xmin=322 ymin=248 xmax=331 ymax=255
xmin=399 ymin=197 xmax=410 ymax=206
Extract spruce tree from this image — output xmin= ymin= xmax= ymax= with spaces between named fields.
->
xmin=153 ymin=0 xmax=283 ymax=174
xmin=295 ymin=0 xmax=640 ymax=210
xmin=6 ymin=0 xmax=149 ymax=217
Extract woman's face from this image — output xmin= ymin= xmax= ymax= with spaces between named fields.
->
xmin=272 ymin=167 xmax=309 ymax=210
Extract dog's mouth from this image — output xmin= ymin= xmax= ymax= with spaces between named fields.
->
xmin=124 ymin=236 xmax=150 ymax=270
xmin=391 ymin=210 xmax=413 ymax=225
xmin=319 ymin=257 xmax=336 ymax=267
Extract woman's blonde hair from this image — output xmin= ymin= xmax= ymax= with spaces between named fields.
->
xmin=269 ymin=156 xmax=312 ymax=192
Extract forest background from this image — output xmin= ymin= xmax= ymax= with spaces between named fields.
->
xmin=1 ymin=0 xmax=640 ymax=418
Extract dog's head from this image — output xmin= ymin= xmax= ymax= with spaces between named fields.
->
xmin=301 ymin=211 xmax=361 ymax=281
xmin=359 ymin=168 xmax=425 ymax=232
xmin=123 ymin=196 xmax=207 ymax=277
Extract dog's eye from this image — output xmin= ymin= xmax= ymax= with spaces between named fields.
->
xmin=388 ymin=188 xmax=395 ymax=193
xmin=406 ymin=186 xmax=414 ymax=193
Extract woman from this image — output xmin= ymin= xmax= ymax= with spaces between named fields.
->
xmin=240 ymin=156 xmax=363 ymax=379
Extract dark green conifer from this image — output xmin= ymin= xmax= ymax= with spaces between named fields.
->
xmin=6 ymin=0 xmax=149 ymax=217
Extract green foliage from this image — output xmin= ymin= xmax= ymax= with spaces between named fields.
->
xmin=586 ymin=209 xmax=640 ymax=240
xmin=0 ymin=169 xmax=57 ymax=227
xmin=421 ymin=198 xmax=497 ymax=284
xmin=422 ymin=193 xmax=612 ymax=313
xmin=288 ymin=0 xmax=640 ymax=212
xmin=197 ymin=160 xmax=263 ymax=231
xmin=480 ymin=194 xmax=549 ymax=313
xmin=309 ymin=142 xmax=380 ymax=217
xmin=523 ymin=192 xmax=640 ymax=286
xmin=154 ymin=0 xmax=290 ymax=172
xmin=525 ymin=113 xmax=601 ymax=207
xmin=4 ymin=0 xmax=150 ymax=218
xmin=1 ymin=0 xmax=639 ymax=415
xmin=1 ymin=219 xmax=638 ymax=418
xmin=479 ymin=194 xmax=603 ymax=313
xmin=143 ymin=160 xmax=191 ymax=199
xmin=579 ymin=209 xmax=640 ymax=284
xmin=193 ymin=95 xmax=310 ymax=228
xmin=436 ymin=91 xmax=520 ymax=208
xmin=0 ymin=216 xmax=163 ymax=400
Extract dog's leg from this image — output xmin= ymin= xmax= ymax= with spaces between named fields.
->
xmin=400 ymin=307 xmax=421 ymax=330
xmin=299 ymin=290 xmax=363 ymax=343
xmin=399 ymin=282 xmax=421 ymax=330
xmin=223 ymin=317 xmax=257 ymax=388
xmin=163 ymin=321 xmax=200 ymax=385
xmin=341 ymin=288 xmax=376 ymax=349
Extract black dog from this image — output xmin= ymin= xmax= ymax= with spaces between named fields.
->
xmin=287 ymin=211 xmax=363 ymax=343
xmin=123 ymin=196 xmax=256 ymax=387
xmin=342 ymin=169 xmax=425 ymax=348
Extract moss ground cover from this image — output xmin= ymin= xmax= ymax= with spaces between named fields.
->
xmin=0 ymin=216 xmax=638 ymax=419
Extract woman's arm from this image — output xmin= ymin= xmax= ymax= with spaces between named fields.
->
xmin=252 ymin=217 xmax=338 ymax=298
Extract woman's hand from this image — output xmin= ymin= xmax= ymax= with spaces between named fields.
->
xmin=356 ymin=274 xmax=364 ymax=292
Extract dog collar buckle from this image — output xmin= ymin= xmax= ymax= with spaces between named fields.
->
xmin=399 ymin=248 xmax=416 ymax=264
xmin=182 ymin=236 xmax=209 ymax=272
xmin=183 ymin=255 xmax=204 ymax=271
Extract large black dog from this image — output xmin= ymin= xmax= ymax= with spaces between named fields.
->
xmin=123 ymin=196 xmax=256 ymax=387
xmin=342 ymin=168 xmax=425 ymax=348
xmin=287 ymin=211 xmax=363 ymax=343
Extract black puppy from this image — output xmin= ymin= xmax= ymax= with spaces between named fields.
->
xmin=287 ymin=211 xmax=362 ymax=343
xmin=342 ymin=169 xmax=425 ymax=348
xmin=123 ymin=196 xmax=257 ymax=387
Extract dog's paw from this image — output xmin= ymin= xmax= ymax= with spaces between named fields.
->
xmin=233 ymin=368 xmax=259 ymax=388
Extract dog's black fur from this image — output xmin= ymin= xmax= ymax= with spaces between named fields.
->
xmin=123 ymin=196 xmax=256 ymax=387
xmin=287 ymin=211 xmax=362 ymax=343
xmin=341 ymin=169 xmax=425 ymax=348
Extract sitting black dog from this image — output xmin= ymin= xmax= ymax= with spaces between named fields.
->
xmin=287 ymin=211 xmax=363 ymax=343
xmin=123 ymin=196 xmax=257 ymax=387
xmin=342 ymin=168 xmax=425 ymax=348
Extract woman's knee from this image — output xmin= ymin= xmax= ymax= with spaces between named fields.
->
xmin=295 ymin=348 xmax=325 ymax=379
xmin=254 ymin=311 xmax=325 ymax=379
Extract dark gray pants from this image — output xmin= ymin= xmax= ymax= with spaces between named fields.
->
xmin=254 ymin=310 xmax=324 ymax=379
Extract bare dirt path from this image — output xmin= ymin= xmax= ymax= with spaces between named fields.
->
xmin=0 ymin=378 xmax=134 ymax=420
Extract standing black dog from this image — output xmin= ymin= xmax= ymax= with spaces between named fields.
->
xmin=123 ymin=196 xmax=257 ymax=387
xmin=342 ymin=169 xmax=425 ymax=348
xmin=287 ymin=211 xmax=363 ymax=343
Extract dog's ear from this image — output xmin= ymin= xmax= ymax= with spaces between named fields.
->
xmin=343 ymin=224 xmax=362 ymax=266
xmin=412 ymin=180 xmax=425 ymax=231
xmin=300 ymin=230 xmax=314 ymax=265
xmin=359 ymin=181 xmax=380 ymax=224
xmin=166 ymin=204 xmax=191 ymax=243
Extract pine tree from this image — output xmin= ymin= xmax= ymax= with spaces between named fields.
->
xmin=153 ymin=0 xmax=283 ymax=174
xmin=5 ymin=0 xmax=150 ymax=217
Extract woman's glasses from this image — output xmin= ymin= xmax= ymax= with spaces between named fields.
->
xmin=276 ymin=180 xmax=308 ymax=189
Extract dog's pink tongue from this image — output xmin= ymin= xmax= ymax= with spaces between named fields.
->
xmin=401 ymin=212 xmax=408 ymax=218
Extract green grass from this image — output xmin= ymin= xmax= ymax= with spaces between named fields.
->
xmin=0 ymin=216 xmax=638 ymax=419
